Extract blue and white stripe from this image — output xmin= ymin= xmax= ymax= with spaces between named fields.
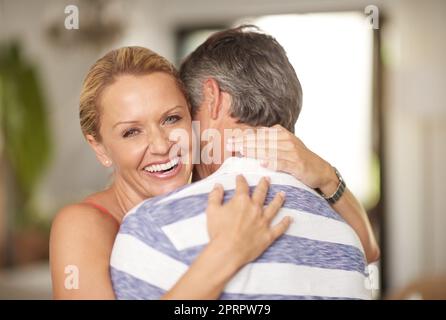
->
xmin=110 ymin=157 xmax=371 ymax=300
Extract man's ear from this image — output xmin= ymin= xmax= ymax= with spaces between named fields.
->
xmin=86 ymin=134 xmax=113 ymax=168
xmin=203 ymin=78 xmax=222 ymax=120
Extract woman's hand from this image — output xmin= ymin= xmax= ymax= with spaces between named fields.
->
xmin=207 ymin=175 xmax=292 ymax=267
xmin=227 ymin=124 xmax=338 ymax=196
xmin=162 ymin=175 xmax=292 ymax=300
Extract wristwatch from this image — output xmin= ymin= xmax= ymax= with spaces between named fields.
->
xmin=315 ymin=167 xmax=346 ymax=204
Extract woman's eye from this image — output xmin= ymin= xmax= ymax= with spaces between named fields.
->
xmin=122 ymin=128 xmax=140 ymax=138
xmin=164 ymin=115 xmax=181 ymax=125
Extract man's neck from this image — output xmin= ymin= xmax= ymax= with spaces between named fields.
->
xmin=191 ymin=167 xmax=202 ymax=183
xmin=194 ymin=123 xmax=257 ymax=181
xmin=192 ymin=160 xmax=223 ymax=181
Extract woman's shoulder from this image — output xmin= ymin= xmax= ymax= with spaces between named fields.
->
xmin=52 ymin=202 xmax=119 ymax=240
xmin=50 ymin=203 xmax=118 ymax=299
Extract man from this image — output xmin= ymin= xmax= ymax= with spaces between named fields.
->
xmin=110 ymin=26 xmax=371 ymax=299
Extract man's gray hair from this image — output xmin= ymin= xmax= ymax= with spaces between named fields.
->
xmin=179 ymin=25 xmax=302 ymax=133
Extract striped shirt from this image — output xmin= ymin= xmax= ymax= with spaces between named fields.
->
xmin=110 ymin=157 xmax=371 ymax=300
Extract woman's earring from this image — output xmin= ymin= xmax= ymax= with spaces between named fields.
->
xmin=105 ymin=159 xmax=112 ymax=167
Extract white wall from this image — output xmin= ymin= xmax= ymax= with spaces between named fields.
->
xmin=383 ymin=0 xmax=446 ymax=291
xmin=1 ymin=0 xmax=109 ymax=211
xmin=0 ymin=0 xmax=173 ymax=211
xmin=1 ymin=0 xmax=445 ymax=294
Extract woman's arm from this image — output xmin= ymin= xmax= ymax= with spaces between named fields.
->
xmin=50 ymin=204 xmax=118 ymax=299
xmin=229 ymin=125 xmax=380 ymax=263
xmin=316 ymin=169 xmax=380 ymax=263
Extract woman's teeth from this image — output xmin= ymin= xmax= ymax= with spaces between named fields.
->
xmin=143 ymin=157 xmax=180 ymax=173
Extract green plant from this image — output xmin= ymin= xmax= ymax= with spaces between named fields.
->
xmin=0 ymin=42 xmax=52 ymax=228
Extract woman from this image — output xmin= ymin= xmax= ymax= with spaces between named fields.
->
xmin=50 ymin=46 xmax=379 ymax=299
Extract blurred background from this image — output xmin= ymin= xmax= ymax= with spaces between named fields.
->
xmin=0 ymin=0 xmax=445 ymax=299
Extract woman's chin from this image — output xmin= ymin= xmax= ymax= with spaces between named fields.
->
xmin=148 ymin=178 xmax=188 ymax=197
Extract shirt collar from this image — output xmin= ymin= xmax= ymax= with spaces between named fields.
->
xmin=213 ymin=156 xmax=272 ymax=177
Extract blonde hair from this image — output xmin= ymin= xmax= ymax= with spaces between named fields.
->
xmin=79 ymin=46 xmax=185 ymax=140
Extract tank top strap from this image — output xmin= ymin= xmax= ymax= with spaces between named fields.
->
xmin=83 ymin=201 xmax=119 ymax=225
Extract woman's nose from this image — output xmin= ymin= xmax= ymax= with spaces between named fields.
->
xmin=147 ymin=128 xmax=172 ymax=155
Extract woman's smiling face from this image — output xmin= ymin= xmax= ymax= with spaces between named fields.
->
xmin=95 ymin=72 xmax=193 ymax=198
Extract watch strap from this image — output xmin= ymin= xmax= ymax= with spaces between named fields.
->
xmin=316 ymin=167 xmax=346 ymax=204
